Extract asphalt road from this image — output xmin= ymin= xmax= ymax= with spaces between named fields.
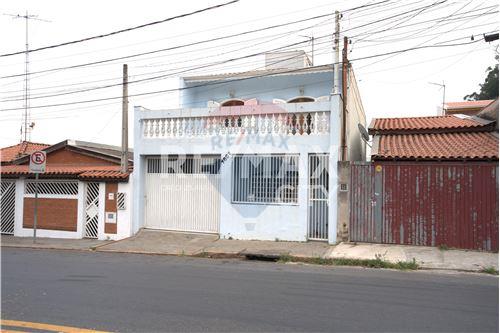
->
xmin=1 ymin=247 xmax=498 ymax=332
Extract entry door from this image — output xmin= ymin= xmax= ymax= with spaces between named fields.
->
xmin=308 ymin=154 xmax=329 ymax=240
xmin=145 ymin=156 xmax=221 ymax=233
xmin=84 ymin=182 xmax=100 ymax=238
xmin=0 ymin=180 xmax=16 ymax=235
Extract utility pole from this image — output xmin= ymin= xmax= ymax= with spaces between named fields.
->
xmin=340 ymin=36 xmax=349 ymax=161
xmin=4 ymin=12 xmax=50 ymax=142
xmin=121 ymin=64 xmax=129 ymax=173
xmin=332 ymin=10 xmax=341 ymax=94
xmin=300 ymin=34 xmax=315 ymax=65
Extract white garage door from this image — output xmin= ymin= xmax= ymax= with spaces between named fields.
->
xmin=145 ymin=155 xmax=221 ymax=233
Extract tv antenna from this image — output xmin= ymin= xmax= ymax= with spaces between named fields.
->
xmin=3 ymin=11 xmax=51 ymax=142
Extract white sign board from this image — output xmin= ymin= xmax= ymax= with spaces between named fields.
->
xmin=29 ymin=151 xmax=46 ymax=173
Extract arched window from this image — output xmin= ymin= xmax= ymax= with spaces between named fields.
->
xmin=287 ymin=96 xmax=316 ymax=103
xmin=221 ymin=99 xmax=245 ymax=107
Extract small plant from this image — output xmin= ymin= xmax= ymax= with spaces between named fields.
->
xmin=480 ymin=266 xmax=499 ymax=275
xmin=438 ymin=244 xmax=449 ymax=251
xmin=278 ymin=253 xmax=292 ymax=263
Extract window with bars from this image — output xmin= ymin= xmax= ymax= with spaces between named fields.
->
xmin=232 ymin=155 xmax=299 ymax=204
xmin=116 ymin=192 xmax=126 ymax=210
xmin=25 ymin=181 xmax=79 ymax=196
xmin=146 ymin=155 xmax=221 ymax=174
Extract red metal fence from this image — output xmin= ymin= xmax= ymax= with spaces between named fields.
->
xmin=350 ymin=162 xmax=499 ymax=251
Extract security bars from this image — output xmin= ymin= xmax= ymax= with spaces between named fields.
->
xmin=232 ymin=155 xmax=299 ymax=204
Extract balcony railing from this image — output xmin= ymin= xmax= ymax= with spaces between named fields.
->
xmin=142 ymin=111 xmax=330 ymax=138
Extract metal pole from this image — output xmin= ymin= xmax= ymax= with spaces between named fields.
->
xmin=24 ymin=11 xmax=29 ymax=142
xmin=33 ymin=172 xmax=38 ymax=243
xmin=332 ymin=10 xmax=341 ymax=94
xmin=442 ymin=81 xmax=446 ymax=115
xmin=121 ymin=64 xmax=129 ymax=173
xmin=311 ymin=35 xmax=314 ymax=66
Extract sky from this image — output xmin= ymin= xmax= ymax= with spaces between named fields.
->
xmin=0 ymin=0 xmax=498 ymax=148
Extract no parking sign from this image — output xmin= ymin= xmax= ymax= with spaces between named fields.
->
xmin=29 ymin=151 xmax=46 ymax=173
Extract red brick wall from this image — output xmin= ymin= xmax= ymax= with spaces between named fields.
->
xmin=23 ymin=198 xmax=78 ymax=231
xmin=104 ymin=183 xmax=118 ymax=234
xmin=47 ymin=148 xmax=116 ymax=166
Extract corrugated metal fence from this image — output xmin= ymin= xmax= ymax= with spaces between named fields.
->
xmin=350 ymin=162 xmax=499 ymax=251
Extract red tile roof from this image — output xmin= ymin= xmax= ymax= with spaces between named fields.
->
xmin=0 ymin=141 xmax=50 ymax=164
xmin=0 ymin=165 xmax=129 ymax=180
xmin=373 ymin=131 xmax=498 ymax=160
xmin=444 ymin=100 xmax=494 ymax=110
xmin=368 ymin=116 xmax=489 ymax=135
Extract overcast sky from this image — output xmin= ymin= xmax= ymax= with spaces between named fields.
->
xmin=0 ymin=0 xmax=497 ymax=148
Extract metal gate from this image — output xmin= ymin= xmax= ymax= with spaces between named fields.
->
xmin=308 ymin=154 xmax=329 ymax=240
xmin=145 ymin=155 xmax=221 ymax=233
xmin=0 ymin=180 xmax=16 ymax=235
xmin=84 ymin=182 xmax=100 ymax=238
xmin=350 ymin=162 xmax=499 ymax=251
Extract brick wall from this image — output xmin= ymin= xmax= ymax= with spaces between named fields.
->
xmin=23 ymin=198 xmax=78 ymax=231
xmin=48 ymin=148 xmax=116 ymax=166
xmin=104 ymin=182 xmax=118 ymax=234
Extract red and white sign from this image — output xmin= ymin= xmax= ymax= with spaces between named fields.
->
xmin=29 ymin=151 xmax=46 ymax=173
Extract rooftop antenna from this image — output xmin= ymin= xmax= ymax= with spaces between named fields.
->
xmin=429 ymin=81 xmax=446 ymax=115
xmin=4 ymin=11 xmax=50 ymax=142
xmin=300 ymin=34 xmax=315 ymax=66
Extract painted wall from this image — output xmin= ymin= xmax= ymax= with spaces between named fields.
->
xmin=133 ymin=101 xmax=337 ymax=242
xmin=345 ymin=69 xmax=367 ymax=162
xmin=179 ymin=71 xmax=333 ymax=108
xmin=12 ymin=179 xmax=132 ymax=240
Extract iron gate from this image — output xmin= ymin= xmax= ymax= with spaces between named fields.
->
xmin=307 ymin=154 xmax=329 ymax=240
xmin=84 ymin=182 xmax=100 ymax=238
xmin=0 ymin=180 xmax=16 ymax=235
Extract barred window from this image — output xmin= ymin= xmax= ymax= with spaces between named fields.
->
xmin=232 ymin=155 xmax=299 ymax=204
xmin=146 ymin=155 xmax=221 ymax=174
xmin=25 ymin=181 xmax=78 ymax=196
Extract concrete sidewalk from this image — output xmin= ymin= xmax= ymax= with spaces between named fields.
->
xmin=96 ymin=229 xmax=330 ymax=258
xmin=327 ymin=243 xmax=499 ymax=272
xmin=2 ymin=231 xmax=497 ymax=272
xmin=1 ymin=235 xmax=111 ymax=251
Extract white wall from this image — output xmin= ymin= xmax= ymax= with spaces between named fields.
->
xmin=134 ymin=101 xmax=341 ymax=243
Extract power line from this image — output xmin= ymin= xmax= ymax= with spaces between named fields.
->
xmin=0 ymin=37 xmax=484 ymax=112
xmin=0 ymin=0 xmax=240 ymax=58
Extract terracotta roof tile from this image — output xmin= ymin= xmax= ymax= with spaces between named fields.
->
xmin=0 ymin=141 xmax=50 ymax=163
xmin=373 ymin=131 xmax=498 ymax=160
xmin=368 ymin=115 xmax=488 ymax=135
xmin=0 ymin=165 xmax=130 ymax=180
xmin=444 ymin=100 xmax=494 ymax=110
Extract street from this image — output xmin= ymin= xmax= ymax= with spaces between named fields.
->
xmin=1 ymin=247 xmax=498 ymax=332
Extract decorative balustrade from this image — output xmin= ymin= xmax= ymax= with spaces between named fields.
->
xmin=142 ymin=112 xmax=330 ymax=138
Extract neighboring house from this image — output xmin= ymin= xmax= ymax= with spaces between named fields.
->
xmin=134 ymin=51 xmax=367 ymax=244
xmin=443 ymin=99 xmax=495 ymax=116
xmin=0 ymin=140 xmax=133 ymax=240
xmin=1 ymin=141 xmax=50 ymax=165
xmin=350 ymin=115 xmax=499 ymax=251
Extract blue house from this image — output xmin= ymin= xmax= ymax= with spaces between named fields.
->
xmin=133 ymin=51 xmax=366 ymax=244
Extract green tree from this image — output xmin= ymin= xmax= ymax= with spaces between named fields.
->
xmin=464 ymin=64 xmax=499 ymax=100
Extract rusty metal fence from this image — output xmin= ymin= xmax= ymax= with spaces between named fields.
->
xmin=350 ymin=162 xmax=499 ymax=251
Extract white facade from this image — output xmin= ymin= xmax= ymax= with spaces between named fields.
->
xmin=4 ymin=178 xmax=133 ymax=240
xmin=133 ymin=99 xmax=347 ymax=244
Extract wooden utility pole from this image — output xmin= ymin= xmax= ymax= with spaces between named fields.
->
xmin=340 ymin=36 xmax=348 ymax=161
xmin=121 ymin=64 xmax=129 ymax=173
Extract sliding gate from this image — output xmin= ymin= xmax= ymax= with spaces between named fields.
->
xmin=307 ymin=154 xmax=329 ymax=240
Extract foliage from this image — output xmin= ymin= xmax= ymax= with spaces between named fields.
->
xmin=479 ymin=267 xmax=499 ymax=275
xmin=464 ymin=64 xmax=499 ymax=101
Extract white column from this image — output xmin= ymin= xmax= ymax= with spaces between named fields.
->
xmin=328 ymin=94 xmax=342 ymax=244
xmin=76 ymin=181 xmax=85 ymax=238
xmin=13 ymin=178 xmax=25 ymax=237
xmin=97 ymin=182 xmax=106 ymax=240
xmin=132 ymin=106 xmax=145 ymax=234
